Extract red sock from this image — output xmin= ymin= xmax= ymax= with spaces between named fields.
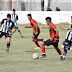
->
xmin=34 ymin=39 xmax=43 ymax=42
xmin=34 ymin=41 xmax=40 ymax=47
xmin=37 ymin=39 xmax=43 ymax=41
xmin=40 ymin=45 xmax=45 ymax=54
xmin=55 ymin=48 xmax=62 ymax=56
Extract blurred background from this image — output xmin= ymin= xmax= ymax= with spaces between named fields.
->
xmin=0 ymin=0 xmax=71 ymax=11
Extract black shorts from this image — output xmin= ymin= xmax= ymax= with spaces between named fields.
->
xmin=44 ymin=39 xmax=58 ymax=48
xmin=0 ymin=31 xmax=11 ymax=38
xmin=62 ymin=39 xmax=72 ymax=50
xmin=32 ymin=33 xmax=39 ymax=39
xmin=63 ymin=39 xmax=72 ymax=46
xmin=14 ymin=26 xmax=18 ymax=29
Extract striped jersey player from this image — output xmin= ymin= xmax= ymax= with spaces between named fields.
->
xmin=0 ymin=14 xmax=16 ymax=52
xmin=59 ymin=24 xmax=72 ymax=60
xmin=11 ymin=9 xmax=23 ymax=38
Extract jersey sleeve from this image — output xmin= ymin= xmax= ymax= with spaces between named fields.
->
xmin=11 ymin=22 xmax=14 ymax=29
xmin=1 ymin=19 xmax=4 ymax=24
xmin=31 ymin=19 xmax=37 ymax=26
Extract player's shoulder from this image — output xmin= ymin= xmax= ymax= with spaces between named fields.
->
xmin=51 ymin=23 xmax=55 ymax=27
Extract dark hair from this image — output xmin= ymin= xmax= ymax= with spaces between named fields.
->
xmin=7 ymin=14 xmax=11 ymax=18
xmin=13 ymin=9 xmax=16 ymax=11
xmin=45 ymin=17 xmax=51 ymax=22
xmin=71 ymin=16 xmax=72 ymax=18
xmin=27 ymin=14 xmax=32 ymax=17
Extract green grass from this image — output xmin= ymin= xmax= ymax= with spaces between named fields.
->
xmin=0 ymin=23 xmax=72 ymax=72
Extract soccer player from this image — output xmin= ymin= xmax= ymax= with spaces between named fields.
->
xmin=11 ymin=9 xmax=23 ymax=38
xmin=59 ymin=25 xmax=72 ymax=60
xmin=0 ymin=14 xmax=16 ymax=52
xmin=25 ymin=14 xmax=43 ymax=48
xmin=40 ymin=17 xmax=63 ymax=60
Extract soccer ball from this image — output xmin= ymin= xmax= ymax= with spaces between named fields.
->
xmin=33 ymin=53 xmax=39 ymax=59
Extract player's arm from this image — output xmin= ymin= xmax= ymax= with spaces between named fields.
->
xmin=54 ymin=29 xmax=59 ymax=35
xmin=25 ymin=25 xmax=32 ymax=28
xmin=35 ymin=24 xmax=39 ymax=35
xmin=10 ymin=28 xmax=16 ymax=35
xmin=0 ymin=22 xmax=1 ymax=27
xmin=42 ymin=27 xmax=49 ymax=29
xmin=59 ymin=26 xmax=69 ymax=30
xmin=10 ymin=22 xmax=16 ymax=35
xmin=14 ymin=15 xmax=18 ymax=21
xmin=0 ymin=19 xmax=4 ymax=27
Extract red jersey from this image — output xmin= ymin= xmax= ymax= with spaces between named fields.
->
xmin=49 ymin=23 xmax=59 ymax=43
xmin=30 ymin=18 xmax=40 ymax=33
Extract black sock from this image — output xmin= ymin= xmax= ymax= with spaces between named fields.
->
xmin=7 ymin=44 xmax=10 ymax=49
xmin=63 ymin=49 xmax=67 ymax=57
xmin=18 ymin=30 xmax=22 ymax=36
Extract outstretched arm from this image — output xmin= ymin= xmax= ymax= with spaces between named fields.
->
xmin=59 ymin=26 xmax=69 ymax=30
xmin=25 ymin=25 xmax=32 ymax=28
xmin=42 ymin=27 xmax=49 ymax=29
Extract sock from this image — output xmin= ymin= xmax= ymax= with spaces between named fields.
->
xmin=18 ymin=30 xmax=22 ymax=36
xmin=34 ymin=39 xmax=43 ymax=42
xmin=37 ymin=39 xmax=43 ymax=41
xmin=40 ymin=45 xmax=45 ymax=54
xmin=34 ymin=41 xmax=40 ymax=47
xmin=7 ymin=44 xmax=10 ymax=49
xmin=63 ymin=49 xmax=67 ymax=57
xmin=55 ymin=48 xmax=62 ymax=56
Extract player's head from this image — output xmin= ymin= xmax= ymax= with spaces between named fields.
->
xmin=27 ymin=14 xmax=32 ymax=20
xmin=13 ymin=9 xmax=16 ymax=14
xmin=71 ymin=16 xmax=72 ymax=23
xmin=7 ymin=14 xmax=11 ymax=22
xmin=45 ymin=17 xmax=51 ymax=25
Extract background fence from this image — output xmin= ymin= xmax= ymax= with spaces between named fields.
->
xmin=0 ymin=0 xmax=71 ymax=11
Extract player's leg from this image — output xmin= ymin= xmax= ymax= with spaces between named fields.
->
xmin=33 ymin=33 xmax=43 ymax=42
xmin=40 ymin=39 xmax=52 ymax=58
xmin=5 ymin=33 xmax=11 ymax=52
xmin=17 ymin=28 xmax=23 ymax=38
xmin=32 ymin=38 xmax=40 ymax=47
xmin=53 ymin=43 xmax=63 ymax=60
xmin=6 ymin=37 xmax=11 ymax=52
xmin=32 ymin=33 xmax=40 ymax=47
xmin=61 ymin=40 xmax=71 ymax=60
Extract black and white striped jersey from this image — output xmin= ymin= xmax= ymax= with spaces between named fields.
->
xmin=0 ymin=19 xmax=14 ymax=33
xmin=11 ymin=14 xmax=18 ymax=23
xmin=66 ymin=30 xmax=72 ymax=41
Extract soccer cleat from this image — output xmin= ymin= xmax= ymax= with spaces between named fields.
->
xmin=63 ymin=57 xmax=65 ymax=60
xmin=21 ymin=35 xmax=23 ymax=38
xmin=70 ymin=48 xmax=72 ymax=51
xmin=34 ymin=47 xmax=41 ymax=50
xmin=60 ymin=56 xmax=64 ymax=60
xmin=39 ymin=54 xmax=46 ymax=58
xmin=6 ymin=48 xmax=10 ymax=52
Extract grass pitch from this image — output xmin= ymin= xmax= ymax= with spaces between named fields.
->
xmin=0 ymin=23 xmax=72 ymax=72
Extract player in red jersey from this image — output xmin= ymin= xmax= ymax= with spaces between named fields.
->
xmin=25 ymin=14 xmax=43 ymax=48
xmin=40 ymin=17 xmax=63 ymax=60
